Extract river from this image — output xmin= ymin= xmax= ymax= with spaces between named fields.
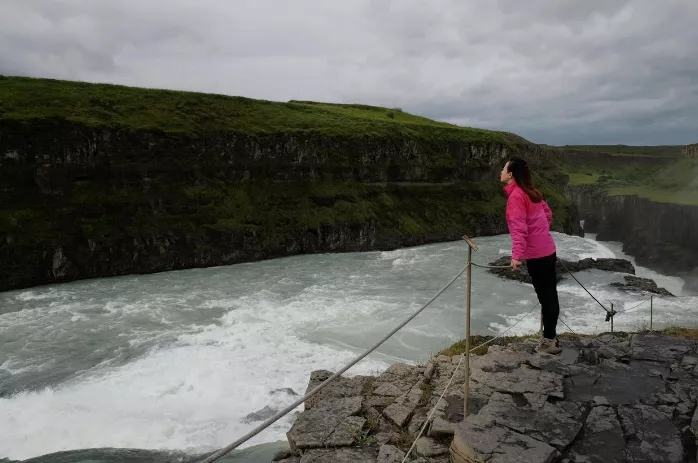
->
xmin=1 ymin=232 xmax=694 ymax=462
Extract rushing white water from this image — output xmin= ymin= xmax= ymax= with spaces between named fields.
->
xmin=1 ymin=232 xmax=696 ymax=461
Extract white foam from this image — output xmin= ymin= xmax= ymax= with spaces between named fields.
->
xmin=3 ymin=232 xmax=697 ymax=460
xmin=14 ymin=289 xmax=72 ymax=302
xmin=0 ymin=308 xmax=388 ymax=460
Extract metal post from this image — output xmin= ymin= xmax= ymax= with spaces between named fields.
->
xmin=464 ymin=245 xmax=472 ymax=418
xmin=610 ymin=303 xmax=614 ymax=333
xmin=650 ymin=296 xmax=653 ymax=331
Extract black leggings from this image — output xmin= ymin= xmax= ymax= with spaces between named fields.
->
xmin=526 ymin=252 xmax=560 ymax=339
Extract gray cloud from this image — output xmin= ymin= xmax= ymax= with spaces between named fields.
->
xmin=0 ymin=0 xmax=696 ymax=145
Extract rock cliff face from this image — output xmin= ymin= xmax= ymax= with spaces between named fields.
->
xmin=558 ymin=149 xmax=672 ymax=167
xmin=566 ymin=184 xmax=698 ymax=277
xmin=0 ymin=117 xmax=577 ymax=291
xmin=683 ymin=143 xmax=698 ymax=159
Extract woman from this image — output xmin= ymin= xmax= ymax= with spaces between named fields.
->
xmin=500 ymin=157 xmax=561 ymax=355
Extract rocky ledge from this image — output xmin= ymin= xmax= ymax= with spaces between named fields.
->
xmin=274 ymin=332 xmax=698 ymax=463
xmin=487 ymin=256 xmax=635 ymax=284
xmin=488 ymin=256 xmax=674 ymax=296
xmin=611 ymin=275 xmax=675 ymax=297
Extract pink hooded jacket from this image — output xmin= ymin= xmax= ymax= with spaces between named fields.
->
xmin=504 ymin=182 xmax=556 ymax=261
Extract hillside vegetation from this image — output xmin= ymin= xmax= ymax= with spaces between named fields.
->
xmin=559 ymin=143 xmax=698 ymax=205
xmin=0 ymin=76 xmax=515 ymax=145
xmin=0 ymin=76 xmax=576 ymax=290
xmin=560 ymin=145 xmax=683 ymax=157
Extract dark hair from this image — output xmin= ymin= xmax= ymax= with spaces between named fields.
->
xmin=508 ymin=157 xmax=543 ymax=203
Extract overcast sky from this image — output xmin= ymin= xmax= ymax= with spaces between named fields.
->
xmin=1 ymin=0 xmax=696 ymax=145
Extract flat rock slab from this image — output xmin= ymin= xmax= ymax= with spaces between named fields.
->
xmin=303 ymin=370 xmax=374 ymax=410
xmin=563 ymin=359 xmax=668 ymax=404
xmin=286 ymin=396 xmax=363 ymax=450
xmin=376 ymin=444 xmax=405 ymax=463
xmin=325 ymin=416 xmax=366 ymax=447
xmin=299 ymin=447 xmax=378 ymax=463
xmin=451 ymin=415 xmax=560 ymax=463
xmin=281 ymin=333 xmax=698 ymax=463
xmin=475 ymin=392 xmax=583 ymax=450
xmin=376 ymin=363 xmax=423 ymax=396
xmin=527 ymin=349 xmax=577 ymax=375
xmin=566 ymin=405 xmax=626 ymax=463
xmin=631 ymin=334 xmax=695 ymax=363
xmin=617 ymin=404 xmax=684 ymax=462
xmin=471 ymin=364 xmax=564 ymax=398
xmin=470 ymin=346 xmax=531 ymax=372
xmin=415 ymin=437 xmax=449 ymax=457
xmin=383 ymin=384 xmax=422 ymax=427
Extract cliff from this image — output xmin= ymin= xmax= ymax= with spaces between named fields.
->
xmin=0 ymin=76 xmax=578 ymax=291
xmin=566 ymin=184 xmax=698 ymax=277
xmin=560 ymin=145 xmax=698 ymax=290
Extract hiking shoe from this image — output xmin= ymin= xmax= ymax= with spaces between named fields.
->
xmin=538 ymin=337 xmax=562 ymax=355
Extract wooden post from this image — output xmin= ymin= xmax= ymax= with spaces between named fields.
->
xmin=610 ymin=303 xmax=614 ymax=333
xmin=650 ymin=296 xmax=653 ymax=331
xmin=464 ymin=245 xmax=472 ymax=418
xmin=461 ymin=235 xmax=478 ymax=419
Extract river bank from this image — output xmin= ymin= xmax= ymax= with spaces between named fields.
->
xmin=272 ymin=329 xmax=698 ymax=462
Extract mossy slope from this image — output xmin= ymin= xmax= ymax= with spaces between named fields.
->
xmin=0 ymin=76 xmax=575 ymax=291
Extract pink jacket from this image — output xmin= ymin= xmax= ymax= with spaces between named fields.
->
xmin=504 ymin=182 xmax=556 ymax=261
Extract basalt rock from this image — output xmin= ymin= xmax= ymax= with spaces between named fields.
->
xmin=280 ymin=332 xmax=698 ymax=462
xmin=566 ymin=183 xmax=698 ymax=278
xmin=610 ymin=275 xmax=675 ymax=296
xmin=487 ymin=256 xmax=635 ymax=284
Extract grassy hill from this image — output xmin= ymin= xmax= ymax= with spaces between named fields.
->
xmin=607 ymin=157 xmax=698 ymax=205
xmin=560 ymin=145 xmax=684 ymax=157
xmin=557 ymin=143 xmax=698 ymax=205
xmin=0 ymin=76 xmax=577 ymax=291
xmin=0 ymin=75 xmax=516 ymax=145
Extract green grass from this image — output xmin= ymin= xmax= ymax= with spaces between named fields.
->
xmin=561 ymin=157 xmax=660 ymax=186
xmin=560 ymin=145 xmax=684 ymax=157
xmin=437 ymin=334 xmax=540 ymax=356
xmin=561 ymin=146 xmax=698 ymax=206
xmin=418 ymin=381 xmax=434 ymax=406
xmin=596 ymin=157 xmax=698 ymax=205
xmin=661 ymin=326 xmax=698 ymax=340
xmin=645 ymin=157 xmax=698 ymax=190
xmin=0 ymin=76 xmax=579 ymax=290
xmin=0 ymin=76 xmax=518 ymax=145
xmin=437 ymin=327 xmax=698 ymax=358
xmin=608 ymin=187 xmax=698 ymax=206
xmin=568 ymin=172 xmax=600 ymax=185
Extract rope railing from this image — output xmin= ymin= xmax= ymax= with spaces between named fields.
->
xmin=557 ymin=259 xmax=616 ymax=321
xmin=470 ymin=262 xmax=512 ymax=269
xmin=401 ymin=303 xmax=540 ymax=462
xmin=196 ymin=264 xmax=469 ymax=463
xmin=197 ymin=236 xmax=668 ymax=462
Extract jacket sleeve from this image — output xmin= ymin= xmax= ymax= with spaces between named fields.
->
xmin=506 ymin=193 xmax=528 ymax=261
xmin=542 ymin=201 xmax=552 ymax=227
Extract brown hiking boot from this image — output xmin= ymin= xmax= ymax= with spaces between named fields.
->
xmin=537 ymin=337 xmax=562 ymax=355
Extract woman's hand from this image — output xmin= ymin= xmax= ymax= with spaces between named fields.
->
xmin=511 ymin=258 xmax=523 ymax=271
